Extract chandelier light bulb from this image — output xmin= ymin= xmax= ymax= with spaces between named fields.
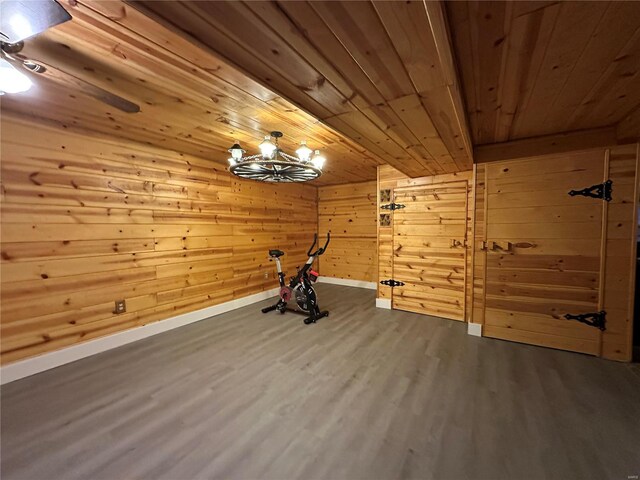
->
xmin=311 ymin=150 xmax=325 ymax=170
xmin=228 ymin=140 xmax=245 ymax=160
xmin=296 ymin=140 xmax=313 ymax=162
xmin=0 ymin=58 xmax=32 ymax=94
xmin=228 ymin=157 xmax=237 ymax=166
xmin=259 ymin=135 xmax=277 ymax=159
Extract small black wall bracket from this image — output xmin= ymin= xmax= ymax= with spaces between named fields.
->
xmin=568 ymin=180 xmax=612 ymax=201
xmin=381 ymin=203 xmax=406 ymax=211
xmin=380 ymin=279 xmax=405 ymax=287
xmin=564 ymin=311 xmax=606 ymax=331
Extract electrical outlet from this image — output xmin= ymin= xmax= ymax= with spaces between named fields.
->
xmin=264 ymin=272 xmax=269 ymax=279
xmin=114 ymin=299 xmax=126 ymax=314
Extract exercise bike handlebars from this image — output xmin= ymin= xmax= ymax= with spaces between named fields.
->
xmin=307 ymin=233 xmax=331 ymax=257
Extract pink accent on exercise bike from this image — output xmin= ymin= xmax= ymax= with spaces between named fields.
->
xmin=280 ymin=286 xmax=293 ymax=302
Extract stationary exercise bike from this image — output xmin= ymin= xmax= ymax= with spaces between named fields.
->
xmin=261 ymin=233 xmax=330 ymax=325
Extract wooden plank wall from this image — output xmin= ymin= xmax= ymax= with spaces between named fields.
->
xmin=392 ymin=183 xmax=469 ymax=321
xmin=0 ymin=115 xmax=317 ymax=364
xmin=482 ymin=150 xmax=606 ymax=355
xmin=377 ymin=165 xmax=474 ymax=322
xmin=317 ymin=182 xmax=377 ymax=282
xmin=469 ymin=144 xmax=639 ymax=361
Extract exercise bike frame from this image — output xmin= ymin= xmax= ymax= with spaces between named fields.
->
xmin=261 ymin=233 xmax=330 ymax=325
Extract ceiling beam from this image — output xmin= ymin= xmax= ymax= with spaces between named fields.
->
xmin=423 ymin=1 xmax=474 ymax=166
xmin=474 ymin=127 xmax=619 ymax=164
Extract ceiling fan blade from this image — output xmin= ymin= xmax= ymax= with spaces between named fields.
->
xmin=24 ymin=58 xmax=141 ymax=113
xmin=0 ymin=0 xmax=71 ymax=44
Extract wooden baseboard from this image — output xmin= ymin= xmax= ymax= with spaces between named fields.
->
xmin=0 ymin=287 xmax=281 ymax=385
xmin=468 ymin=323 xmax=483 ymax=337
xmin=376 ymin=298 xmax=392 ymax=309
xmin=319 ymin=276 xmax=377 ymax=290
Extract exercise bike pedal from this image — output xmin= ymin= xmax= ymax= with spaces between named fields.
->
xmin=303 ymin=310 xmax=329 ymax=325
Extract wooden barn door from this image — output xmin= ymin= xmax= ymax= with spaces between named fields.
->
xmin=391 ymin=182 xmax=468 ymax=321
xmin=482 ymin=151 xmax=607 ymax=355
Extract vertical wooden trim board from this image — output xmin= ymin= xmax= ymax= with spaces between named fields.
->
xmin=469 ymin=165 xmax=478 ymax=324
xmin=481 ymin=166 xmax=489 ymax=325
xmin=597 ymin=150 xmax=611 ymax=358
xmin=376 ymin=165 xmax=382 ymax=301
xmin=0 ymin=115 xmax=318 ymax=364
xmin=462 ymin=180 xmax=470 ymax=321
xmin=600 ymin=144 xmax=639 ymax=361
xmin=470 ymin=163 xmax=488 ymax=326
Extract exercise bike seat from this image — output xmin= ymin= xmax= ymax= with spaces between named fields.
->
xmin=269 ymin=249 xmax=285 ymax=258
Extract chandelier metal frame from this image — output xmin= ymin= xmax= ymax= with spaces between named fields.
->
xmin=227 ymin=131 xmax=324 ymax=183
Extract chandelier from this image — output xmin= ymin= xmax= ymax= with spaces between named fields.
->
xmin=227 ymin=131 xmax=325 ymax=183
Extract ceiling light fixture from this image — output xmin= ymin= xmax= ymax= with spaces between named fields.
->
xmin=227 ymin=131 xmax=325 ymax=183
xmin=0 ymin=57 xmax=32 ymax=94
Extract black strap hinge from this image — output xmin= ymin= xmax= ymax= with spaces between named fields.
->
xmin=380 ymin=279 xmax=405 ymax=287
xmin=564 ymin=311 xmax=606 ymax=331
xmin=381 ymin=203 xmax=406 ymax=211
xmin=568 ymin=180 xmax=612 ymax=201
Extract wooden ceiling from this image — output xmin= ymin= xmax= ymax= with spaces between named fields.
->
xmin=0 ymin=0 xmax=388 ymax=185
xmin=446 ymin=1 xmax=640 ymax=145
xmin=126 ymin=0 xmax=474 ymax=177
xmin=2 ymin=1 xmax=637 ymax=185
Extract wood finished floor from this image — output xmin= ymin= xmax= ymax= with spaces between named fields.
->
xmin=1 ymin=284 xmax=639 ymax=480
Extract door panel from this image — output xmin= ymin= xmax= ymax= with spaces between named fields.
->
xmin=482 ymin=151 xmax=606 ymax=355
xmin=392 ymin=183 xmax=468 ymax=321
